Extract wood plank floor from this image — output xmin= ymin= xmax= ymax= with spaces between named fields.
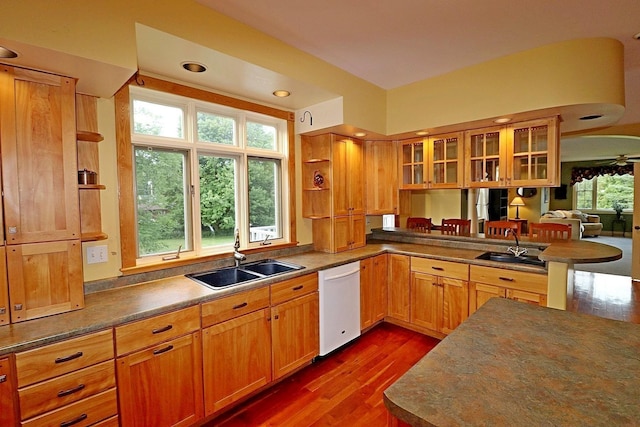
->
xmin=206 ymin=271 xmax=640 ymax=426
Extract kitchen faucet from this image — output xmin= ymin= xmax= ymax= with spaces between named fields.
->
xmin=506 ymin=229 xmax=528 ymax=257
xmin=233 ymin=229 xmax=246 ymax=267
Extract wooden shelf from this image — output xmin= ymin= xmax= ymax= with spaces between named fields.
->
xmin=81 ymin=232 xmax=108 ymax=242
xmin=76 ymin=131 xmax=104 ymax=143
xmin=304 ymin=158 xmax=330 ymax=163
xmin=79 ymin=184 xmax=106 ymax=190
xmin=303 ymin=187 xmax=329 ymax=191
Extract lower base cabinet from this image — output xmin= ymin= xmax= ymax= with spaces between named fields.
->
xmin=0 ymin=357 xmax=17 ymax=427
xmin=387 ymin=254 xmax=411 ymax=322
xmin=360 ymin=254 xmax=388 ymax=330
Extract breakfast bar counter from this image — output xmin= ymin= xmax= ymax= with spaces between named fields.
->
xmin=383 ymin=297 xmax=640 ymax=426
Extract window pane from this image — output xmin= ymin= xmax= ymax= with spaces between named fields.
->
xmin=247 ymin=121 xmax=276 ymax=150
xmin=199 ymin=155 xmax=237 ymax=248
xmin=135 ymin=147 xmax=190 ymax=256
xmin=596 ymin=174 xmax=634 ymax=211
xmin=248 ymin=157 xmax=282 ymax=242
xmin=575 ymin=178 xmax=593 ymax=210
xmin=133 ymin=100 xmax=184 ymax=138
xmin=197 ymin=111 xmax=235 ymax=145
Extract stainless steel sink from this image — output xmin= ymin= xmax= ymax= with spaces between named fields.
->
xmin=476 ymin=252 xmax=545 ymax=267
xmin=187 ymin=259 xmax=304 ymax=289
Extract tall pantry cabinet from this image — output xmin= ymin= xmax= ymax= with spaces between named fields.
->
xmin=0 ymin=65 xmax=83 ymax=323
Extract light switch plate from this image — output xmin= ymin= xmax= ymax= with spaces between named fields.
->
xmin=87 ymin=245 xmax=108 ymax=264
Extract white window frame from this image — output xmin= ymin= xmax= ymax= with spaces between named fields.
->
xmin=572 ymin=174 xmax=634 ymax=214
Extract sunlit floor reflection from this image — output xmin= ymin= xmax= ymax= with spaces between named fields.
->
xmin=571 ymin=271 xmax=640 ymax=324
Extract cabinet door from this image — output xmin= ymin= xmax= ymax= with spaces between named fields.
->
xmin=202 ymin=309 xmax=271 ymax=415
xmin=365 ymin=140 xmax=397 ymax=214
xmin=399 ymin=139 xmax=427 ymax=189
xmin=507 ymin=117 xmax=559 ymax=186
xmin=387 ymin=254 xmax=410 ymax=322
xmin=7 ymin=240 xmax=83 ymax=323
xmin=0 ymin=357 xmax=17 ymax=427
xmin=333 ymin=216 xmax=351 ymax=253
xmin=272 ymin=292 xmax=319 ymax=380
xmin=372 ymin=254 xmax=388 ymax=323
xmin=332 ymin=138 xmax=350 ymax=216
xmin=117 ymin=332 xmax=204 ymax=427
xmin=507 ymin=289 xmax=548 ymax=306
xmin=0 ymin=66 xmax=80 ymax=244
xmin=469 ymin=283 xmax=505 ymax=314
xmin=350 ymin=214 xmax=366 ymax=249
xmin=360 ymin=257 xmax=374 ymax=330
xmin=0 ymin=247 xmax=8 ymax=326
xmin=347 ymin=139 xmax=364 ymax=215
xmin=464 ymin=126 xmax=507 ymax=188
xmin=410 ymin=272 xmax=440 ymax=331
xmin=428 ymin=132 xmax=464 ymax=189
xmin=441 ymin=277 xmax=469 ymax=334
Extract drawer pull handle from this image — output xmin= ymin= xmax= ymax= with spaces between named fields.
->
xmin=233 ymin=302 xmax=248 ymax=310
xmin=0 ymin=374 xmax=6 ymax=383
xmin=57 ymin=383 xmax=85 ymax=397
xmin=292 ymin=285 xmax=303 ymax=291
xmin=499 ymin=277 xmax=515 ymax=282
xmin=152 ymin=324 xmax=173 ymax=334
xmin=431 ymin=267 xmax=444 ymax=271
xmin=153 ymin=345 xmax=174 ymax=355
xmin=55 ymin=352 xmax=83 ymax=364
xmin=60 ymin=413 xmax=87 ymax=427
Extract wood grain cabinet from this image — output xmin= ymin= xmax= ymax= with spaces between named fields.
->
xmin=302 ymin=134 xmax=365 ymax=253
xmin=469 ymin=265 xmax=548 ymax=314
xmin=410 ymin=258 xmax=469 ymax=335
xmin=365 ymin=140 xmax=398 ymax=214
xmin=0 ymin=65 xmax=83 ymax=323
xmin=360 ymin=254 xmax=388 ymax=330
xmin=115 ymin=306 xmax=203 ymax=427
xmin=0 ymin=247 xmax=8 ymax=326
xmin=14 ymin=329 xmax=117 ymax=427
xmin=0 ymin=357 xmax=17 ymax=427
xmin=399 ymin=132 xmax=464 ymax=190
xmin=271 ymin=273 xmax=319 ymax=380
xmin=387 ymin=254 xmax=411 ymax=322
xmin=201 ymin=287 xmax=271 ymax=416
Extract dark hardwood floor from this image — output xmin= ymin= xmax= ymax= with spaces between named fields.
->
xmin=206 ymin=271 xmax=640 ymax=426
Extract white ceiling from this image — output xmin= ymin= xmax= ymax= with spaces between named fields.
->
xmin=190 ymin=0 xmax=640 ymax=162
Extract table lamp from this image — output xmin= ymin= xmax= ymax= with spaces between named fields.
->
xmin=510 ymin=196 xmax=525 ymax=219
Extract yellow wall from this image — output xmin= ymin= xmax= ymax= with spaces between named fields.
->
xmin=411 ymin=190 xmax=464 ymax=225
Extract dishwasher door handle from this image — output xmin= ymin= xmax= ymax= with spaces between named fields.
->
xmin=323 ymin=268 xmax=360 ymax=281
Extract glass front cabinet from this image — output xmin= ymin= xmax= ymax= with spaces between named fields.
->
xmin=400 ymin=132 xmax=464 ymax=189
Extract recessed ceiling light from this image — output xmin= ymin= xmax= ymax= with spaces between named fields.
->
xmin=0 ymin=46 xmax=18 ymax=59
xmin=579 ymin=114 xmax=603 ymax=120
xmin=272 ymin=90 xmax=291 ymax=97
xmin=354 ymin=132 xmax=367 ymax=137
xmin=415 ymin=131 xmax=428 ymax=136
xmin=181 ymin=62 xmax=207 ymax=73
xmin=494 ymin=117 xmax=511 ymax=124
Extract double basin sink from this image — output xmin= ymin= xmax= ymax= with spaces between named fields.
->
xmin=476 ymin=251 xmax=545 ymax=267
xmin=187 ymin=259 xmax=305 ymax=289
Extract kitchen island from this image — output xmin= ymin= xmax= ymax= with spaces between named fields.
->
xmin=384 ymin=297 xmax=640 ymax=426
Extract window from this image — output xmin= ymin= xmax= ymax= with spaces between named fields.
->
xmin=574 ymin=174 xmax=634 ymax=212
xmin=129 ymin=87 xmax=289 ymax=261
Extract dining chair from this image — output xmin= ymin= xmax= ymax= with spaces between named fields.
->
xmin=441 ymin=219 xmax=471 ymax=236
xmin=485 ymin=220 xmax=521 ymax=238
xmin=406 ymin=217 xmax=432 ymax=233
xmin=529 ymin=222 xmax=572 ymax=242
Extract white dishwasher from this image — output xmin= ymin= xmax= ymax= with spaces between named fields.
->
xmin=318 ymin=261 xmax=361 ymax=356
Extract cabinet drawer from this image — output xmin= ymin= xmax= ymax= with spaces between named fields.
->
xmin=202 ymin=287 xmax=269 ymax=327
xmin=115 ymin=305 xmax=200 ymax=356
xmin=470 ymin=265 xmax=547 ymax=294
xmin=21 ymin=388 xmax=117 ymax=427
xmin=19 ymin=360 xmax=115 ymax=419
xmin=271 ymin=273 xmax=318 ymax=306
xmin=90 ymin=415 xmax=119 ymax=427
xmin=411 ymin=257 xmax=469 ymax=280
xmin=16 ymin=329 xmax=113 ymax=387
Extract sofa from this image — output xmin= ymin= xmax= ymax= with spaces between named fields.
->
xmin=539 ymin=210 xmax=603 ymax=239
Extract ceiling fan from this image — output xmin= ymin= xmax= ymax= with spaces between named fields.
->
xmin=597 ymin=154 xmax=640 ymax=166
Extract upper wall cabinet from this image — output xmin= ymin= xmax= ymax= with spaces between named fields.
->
xmin=365 ymin=140 xmax=398 ymax=215
xmin=399 ymin=132 xmax=464 ymax=190
xmin=464 ymin=116 xmax=559 ymax=188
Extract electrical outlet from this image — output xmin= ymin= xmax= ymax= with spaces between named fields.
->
xmin=87 ymin=245 xmax=108 ymax=264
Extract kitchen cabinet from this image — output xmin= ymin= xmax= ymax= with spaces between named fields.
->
xmin=410 ymin=258 xmax=469 ymax=335
xmin=115 ymin=306 xmax=203 ymax=427
xmin=76 ymin=94 xmax=107 ymax=242
xmin=302 ymin=134 xmax=365 ymax=253
xmin=15 ymin=329 xmax=117 ymax=426
xmin=271 ymin=273 xmax=319 ymax=380
xmin=399 ymin=132 xmax=464 ymax=189
xmin=387 ymin=254 xmax=411 ymax=322
xmin=201 ymin=287 xmax=271 ymax=416
xmin=0 ymin=65 xmax=83 ymax=323
xmin=0 ymin=248 xmax=8 ymax=326
xmin=0 ymin=357 xmax=17 ymax=427
xmin=464 ymin=117 xmax=559 ymax=188
xmin=360 ymin=254 xmax=388 ymax=330
xmin=469 ymin=264 xmax=547 ymax=314
xmin=365 ymin=140 xmax=398 ymax=214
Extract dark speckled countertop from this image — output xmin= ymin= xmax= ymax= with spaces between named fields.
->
xmin=0 ymin=235 xmax=620 ymax=356
xmin=384 ymin=298 xmax=640 ymax=426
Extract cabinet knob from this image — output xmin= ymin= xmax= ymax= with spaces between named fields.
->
xmin=635 ymin=226 xmax=640 ymax=230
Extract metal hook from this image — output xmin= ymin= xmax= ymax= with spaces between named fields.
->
xmin=300 ymin=110 xmax=313 ymax=126
xmin=134 ymin=74 xmax=145 ymax=86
